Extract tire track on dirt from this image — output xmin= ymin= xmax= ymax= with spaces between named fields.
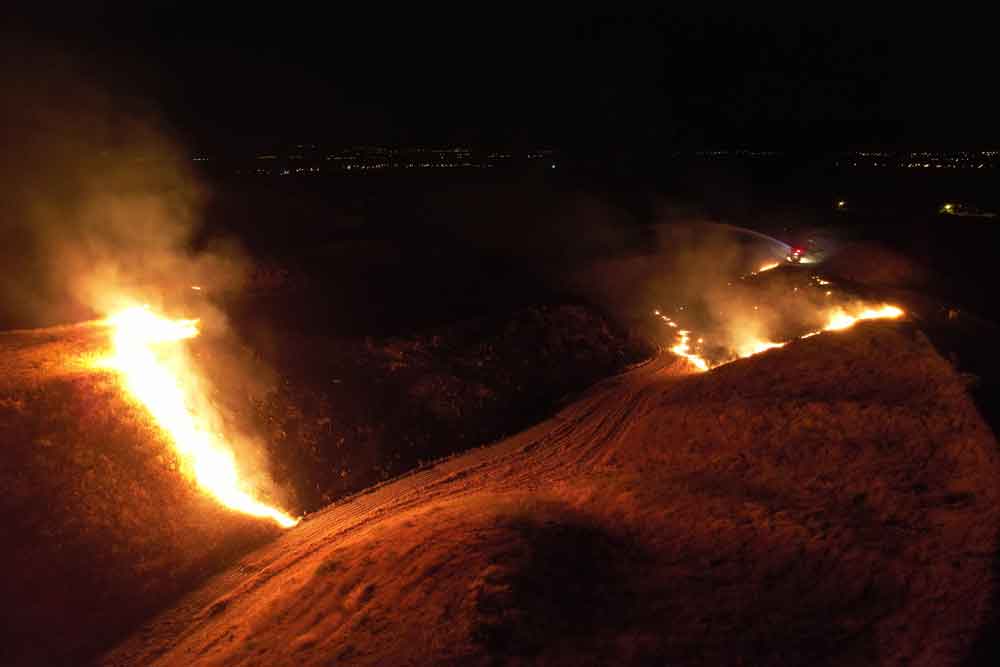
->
xmin=101 ymin=352 xmax=678 ymax=666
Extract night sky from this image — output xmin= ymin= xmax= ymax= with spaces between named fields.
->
xmin=4 ymin=6 xmax=997 ymax=153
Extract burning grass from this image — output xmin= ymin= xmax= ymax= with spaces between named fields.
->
xmin=102 ymin=322 xmax=1000 ymax=666
xmin=0 ymin=323 xmax=279 ymax=666
xmin=99 ymin=306 xmax=297 ymax=527
xmin=0 ymin=301 xmax=648 ymax=665
xmin=655 ymin=269 xmax=905 ymax=371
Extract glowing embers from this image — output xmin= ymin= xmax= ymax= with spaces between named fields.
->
xmin=670 ymin=328 xmax=710 ymax=372
xmin=102 ymin=306 xmax=297 ymax=528
xmin=655 ymin=311 xmax=710 ymax=371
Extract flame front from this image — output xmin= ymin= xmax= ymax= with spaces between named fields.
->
xmin=670 ymin=329 xmax=709 ymax=371
xmin=735 ymin=338 xmax=785 ymax=358
xmin=821 ymin=305 xmax=903 ymax=331
xmin=658 ymin=299 xmax=904 ymax=372
xmin=103 ymin=306 xmax=298 ymax=528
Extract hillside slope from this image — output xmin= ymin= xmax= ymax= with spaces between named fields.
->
xmin=102 ymin=322 xmax=1000 ymax=666
xmin=0 ymin=323 xmax=280 ymax=667
xmin=0 ymin=302 xmax=648 ymax=666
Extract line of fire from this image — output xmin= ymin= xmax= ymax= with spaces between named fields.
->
xmin=4 ymin=11 xmax=1000 ymax=667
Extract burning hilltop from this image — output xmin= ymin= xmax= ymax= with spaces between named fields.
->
xmin=656 ymin=299 xmax=904 ymax=372
xmin=100 ymin=320 xmax=1000 ymax=667
xmin=650 ymin=264 xmax=905 ymax=372
xmin=0 ymin=298 xmax=648 ymax=666
xmin=0 ymin=320 xmax=285 ymax=667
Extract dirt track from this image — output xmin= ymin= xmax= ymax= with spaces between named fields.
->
xmin=101 ymin=322 xmax=1000 ymax=666
xmin=99 ymin=349 xmax=676 ymax=659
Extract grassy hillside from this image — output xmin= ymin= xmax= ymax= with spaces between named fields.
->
xmin=102 ymin=323 xmax=1000 ymax=666
xmin=0 ymin=300 xmax=649 ymax=666
xmin=0 ymin=323 xmax=278 ymax=666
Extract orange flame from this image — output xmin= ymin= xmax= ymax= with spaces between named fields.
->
xmin=101 ymin=306 xmax=298 ymax=528
xmin=657 ymin=300 xmax=905 ymax=372
xmin=820 ymin=304 xmax=904 ymax=331
xmin=735 ymin=338 xmax=785 ymax=358
xmin=670 ymin=329 xmax=709 ymax=371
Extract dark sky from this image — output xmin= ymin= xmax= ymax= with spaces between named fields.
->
xmin=5 ymin=6 xmax=997 ymax=152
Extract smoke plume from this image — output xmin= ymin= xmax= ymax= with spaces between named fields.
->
xmin=0 ymin=41 xmax=246 ymax=328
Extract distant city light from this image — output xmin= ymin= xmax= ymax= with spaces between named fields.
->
xmin=202 ymin=146 xmax=1000 ymax=177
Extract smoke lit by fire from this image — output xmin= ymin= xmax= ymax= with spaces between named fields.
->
xmin=657 ymin=277 xmax=904 ymax=372
xmin=99 ymin=306 xmax=298 ymax=528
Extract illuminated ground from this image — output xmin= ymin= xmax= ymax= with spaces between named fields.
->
xmin=100 ymin=322 xmax=1000 ymax=666
xmin=0 ymin=322 xmax=280 ymax=666
xmin=0 ymin=305 xmax=647 ymax=666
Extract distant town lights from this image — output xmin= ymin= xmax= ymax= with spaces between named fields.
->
xmin=198 ymin=146 xmax=1000 ymax=176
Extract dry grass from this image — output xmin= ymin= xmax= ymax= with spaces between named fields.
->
xmin=0 ymin=303 xmax=649 ymax=666
xmin=101 ymin=323 xmax=1000 ymax=666
xmin=248 ymin=304 xmax=652 ymax=511
xmin=0 ymin=323 xmax=278 ymax=666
